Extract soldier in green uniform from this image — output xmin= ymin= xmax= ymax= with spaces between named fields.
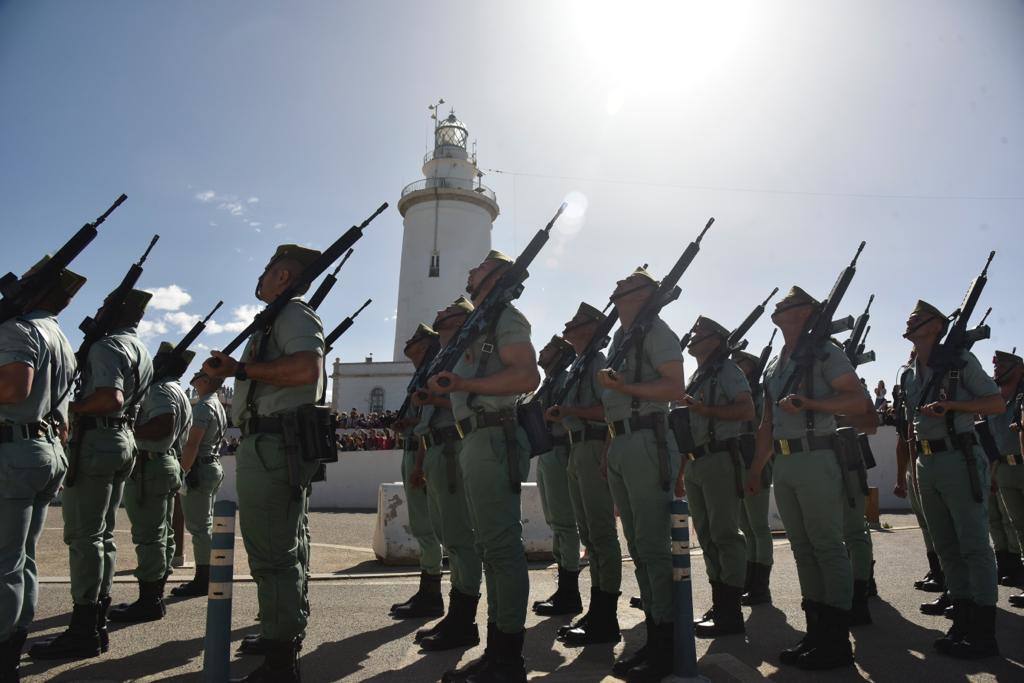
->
xmin=898 ymin=299 xmax=1003 ymax=659
xmin=549 ymin=303 xmax=623 ymax=647
xmin=532 ymin=335 xmax=582 ymax=617
xmin=744 ymin=286 xmax=867 ymax=670
xmin=732 ymin=349 xmax=774 ymax=605
xmin=987 ymin=350 xmax=1024 ymax=604
xmin=596 ymin=267 xmax=684 ymax=682
xmin=988 ymin=492 xmax=1023 ymax=586
xmin=108 ymin=342 xmax=193 ymax=622
xmin=0 ymin=259 xmax=83 ymax=679
xmin=170 ymin=370 xmax=227 ymax=598
xmin=201 ymin=244 xmax=326 ymax=683
xmin=427 ymin=250 xmax=539 ymax=683
xmin=31 ymin=288 xmax=154 ymax=660
xmin=679 ymin=316 xmax=755 ymax=638
xmin=390 ymin=323 xmax=445 ymax=620
xmin=412 ymin=296 xmax=483 ymax=651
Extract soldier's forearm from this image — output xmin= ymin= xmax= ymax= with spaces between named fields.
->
xmin=567 ymin=404 xmax=605 ymax=422
xmin=700 ymin=396 xmax=755 ymax=422
xmin=134 ymin=414 xmax=174 ymax=440
xmin=947 ymin=394 xmax=1004 ymax=417
xmin=71 ymin=387 xmax=124 ymax=416
xmin=619 ymin=377 xmax=684 ymax=403
xmin=459 ymin=364 xmax=539 ymax=397
xmin=245 ymin=351 xmax=322 ymax=388
xmin=801 ymin=389 xmax=867 ymax=417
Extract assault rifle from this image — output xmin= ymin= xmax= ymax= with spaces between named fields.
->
xmin=0 ymin=194 xmax=127 ymax=324
xmin=844 ymin=295 xmax=876 ymax=368
xmin=750 ymin=329 xmax=778 ymax=404
xmin=307 ymin=248 xmax=354 ymax=310
xmin=325 ymin=299 xmax=372 ymax=353
xmin=152 ymin=301 xmax=223 ymax=383
xmin=395 ymin=338 xmax=441 ymax=422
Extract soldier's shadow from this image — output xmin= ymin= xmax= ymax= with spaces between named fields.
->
xmin=705 ymin=603 xmax=796 ymax=672
xmin=301 ymin=618 xmax=423 ymax=681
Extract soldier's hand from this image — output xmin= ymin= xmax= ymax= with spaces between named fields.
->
xmin=597 ymin=369 xmax=625 ymax=392
xmin=893 ymin=480 xmax=907 ymax=499
xmin=545 ymin=406 xmax=564 ymax=422
xmin=411 ymin=391 xmax=429 ymax=407
xmin=778 ymin=394 xmax=806 ymax=415
xmin=410 ymin=466 xmax=426 ymax=490
xmin=922 ymin=401 xmax=951 ymax=417
xmin=674 ymin=470 xmax=686 ymax=498
xmin=680 ymin=394 xmax=705 ymax=414
xmin=745 ymin=470 xmax=763 ymax=496
xmin=427 ymin=371 xmax=462 ymax=395
xmin=203 ymin=351 xmax=238 ymax=379
xmin=58 ymin=422 xmax=68 ymax=446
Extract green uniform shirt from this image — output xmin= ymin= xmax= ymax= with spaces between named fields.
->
xmin=192 ymin=391 xmax=227 ymax=459
xmin=988 ymin=390 xmax=1023 ymax=457
xmin=562 ymin=351 xmax=606 ymax=433
xmin=136 ymin=379 xmax=193 ymax=456
xmin=601 ymin=317 xmax=682 ymax=422
xmin=688 ymin=358 xmax=751 ymax=444
xmin=901 ymin=350 xmax=999 ymax=441
xmin=450 ymin=305 xmax=532 ymax=422
xmin=0 ymin=310 xmax=76 ymax=425
xmin=80 ymin=325 xmax=153 ymax=419
xmin=232 ymin=299 xmax=324 ymax=422
xmin=764 ymin=341 xmax=854 ymax=439
xmin=414 ymin=400 xmax=456 ymax=437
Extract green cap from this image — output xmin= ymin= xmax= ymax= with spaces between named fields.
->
xmin=120 ymin=289 xmax=153 ymax=321
xmin=406 ymin=323 xmax=439 ymax=345
xmin=691 ymin=316 xmax=730 ymax=340
xmin=157 ymin=341 xmax=195 ymax=367
xmin=23 ymin=255 xmax=87 ymax=299
xmin=484 ymin=250 xmax=514 ymax=264
xmin=628 ymin=266 xmax=659 ymax=286
xmin=775 ymin=286 xmax=819 ymax=313
xmin=995 ymin=350 xmax=1023 ymax=366
xmin=575 ymin=302 xmax=605 ymax=322
xmin=542 ymin=335 xmax=574 ymax=356
xmin=449 ymin=296 xmax=475 ymax=314
xmin=270 ymin=244 xmax=322 ymax=270
xmin=731 ymin=350 xmax=759 ymax=366
xmin=912 ymin=300 xmax=946 ymax=321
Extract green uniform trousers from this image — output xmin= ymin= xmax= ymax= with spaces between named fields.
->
xmin=567 ymin=438 xmax=621 ymax=594
xmin=423 ymin=441 xmax=482 ymax=597
xmin=180 ymin=460 xmax=224 ymax=565
xmin=996 ymin=462 xmax=1024 ymax=555
xmin=536 ymin=445 xmax=580 ymax=571
xmin=123 ymin=452 xmax=182 ymax=582
xmin=0 ymin=436 xmax=66 ymax=640
xmin=607 ymin=428 xmax=679 ymax=624
xmin=459 ymin=425 xmax=530 ymax=633
xmin=236 ymin=433 xmax=319 ymax=641
xmin=684 ymin=450 xmax=746 ymax=589
xmin=842 ymin=473 xmax=873 ymax=581
xmin=401 ymin=448 xmax=442 ymax=576
xmin=739 ymin=463 xmax=773 ymax=565
xmin=61 ymin=427 xmax=134 ymax=605
xmin=907 ymin=468 xmax=935 ymax=552
xmin=917 ymin=447 xmax=997 ymax=606
xmin=772 ymin=448 xmax=853 ymax=610
xmin=988 ymin=485 xmax=1020 ymax=554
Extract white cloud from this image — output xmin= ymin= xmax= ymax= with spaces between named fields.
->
xmin=274 ymin=223 xmax=286 ymax=230
xmin=248 ymin=197 xmax=259 ymax=204
xmin=249 ymin=221 xmax=261 ymax=227
xmin=205 ymin=304 xmax=260 ymax=334
xmin=138 ymin=318 xmax=168 ymax=339
xmin=220 ymin=201 xmax=244 ymax=216
xmin=164 ymin=310 xmax=201 ymax=333
xmin=145 ymin=285 xmax=192 ymax=311
xmin=195 ymin=190 xmax=216 ymax=203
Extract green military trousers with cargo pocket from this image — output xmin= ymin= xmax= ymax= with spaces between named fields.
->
xmin=606 ymin=427 xmax=679 ymax=624
xmin=61 ymin=426 xmax=135 ymax=605
xmin=180 ymin=459 xmax=224 ymax=566
xmin=236 ymin=433 xmax=320 ymax=641
xmin=423 ymin=440 xmax=482 ymax=597
xmin=843 ymin=473 xmax=873 ymax=582
xmin=739 ymin=462 xmax=774 ymax=566
xmin=772 ymin=448 xmax=853 ymax=609
xmin=459 ymin=424 xmax=531 ymax=633
xmin=536 ymin=445 xmax=580 ymax=572
xmin=917 ymin=447 xmax=997 ymax=606
xmin=567 ymin=438 xmax=622 ymax=594
xmin=685 ymin=450 xmax=746 ymax=588
xmin=997 ymin=461 xmax=1024 ymax=555
xmin=123 ymin=451 xmax=182 ymax=582
xmin=402 ymin=447 xmax=443 ymax=577
xmin=908 ymin=469 xmax=936 ymax=553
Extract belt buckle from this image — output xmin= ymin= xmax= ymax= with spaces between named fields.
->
xmin=420 ymin=436 xmax=429 ymax=451
xmin=567 ymin=430 xmax=575 ymax=447
xmin=455 ymin=421 xmax=465 ymax=440
xmin=1008 ymin=454 xmax=1018 ymax=466
xmin=607 ymin=422 xmax=617 ymax=439
xmin=779 ymin=439 xmax=792 ymax=456
xmin=687 ymin=452 xmax=696 ymax=461
xmin=921 ymin=440 xmax=933 ymax=456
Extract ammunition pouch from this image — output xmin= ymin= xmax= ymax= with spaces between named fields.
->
xmin=974 ymin=419 xmax=1001 ymax=463
xmin=737 ymin=433 xmax=756 ymax=469
xmin=833 ymin=427 xmax=862 ymax=504
xmin=517 ymin=400 xmax=553 ymax=457
xmin=857 ymin=433 xmax=877 ymax=470
xmin=294 ymin=404 xmax=340 ymax=465
xmin=184 ymin=467 xmax=199 ymax=489
xmin=668 ymin=406 xmax=695 ymax=455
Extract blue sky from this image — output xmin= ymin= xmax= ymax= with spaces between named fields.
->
xmin=2 ymin=1 xmax=1022 ymax=391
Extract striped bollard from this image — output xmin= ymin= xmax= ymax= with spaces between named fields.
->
xmin=203 ymin=499 xmax=237 ymax=683
xmin=671 ymin=498 xmax=702 ymax=681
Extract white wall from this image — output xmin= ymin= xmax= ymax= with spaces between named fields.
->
xmin=331 ymin=358 xmax=414 ymax=414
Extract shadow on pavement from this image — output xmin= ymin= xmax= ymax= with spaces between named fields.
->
xmin=301 ymin=616 xmax=423 ymax=681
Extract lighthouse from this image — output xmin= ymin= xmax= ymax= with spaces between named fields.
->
xmin=392 ymin=107 xmax=499 ymax=359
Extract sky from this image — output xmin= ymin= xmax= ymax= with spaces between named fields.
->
xmin=2 ymin=0 xmax=1022 ymax=394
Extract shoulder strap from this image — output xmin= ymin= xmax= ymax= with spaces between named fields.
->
xmin=245 ymin=322 xmax=275 ymax=419
xmin=466 ymin=310 xmax=503 ymax=411
xmin=630 ymin=329 xmax=646 ymax=417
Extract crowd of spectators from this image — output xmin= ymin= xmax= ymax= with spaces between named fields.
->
xmin=338 ymin=429 xmax=397 ymax=451
xmin=337 ymin=409 xmax=397 ymax=429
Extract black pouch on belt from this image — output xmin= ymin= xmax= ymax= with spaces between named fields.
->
xmin=833 ymin=427 xmax=860 ymax=506
xmin=296 ymin=404 xmax=340 ymax=464
xmin=738 ymin=433 xmax=756 ymax=468
xmin=668 ymin=406 xmax=695 ymax=454
xmin=857 ymin=432 xmax=877 ymax=469
xmin=973 ymin=419 xmax=1001 ymax=463
xmin=517 ymin=400 xmax=553 ymax=457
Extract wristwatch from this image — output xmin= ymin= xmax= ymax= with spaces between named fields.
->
xmin=234 ymin=362 xmax=248 ymax=382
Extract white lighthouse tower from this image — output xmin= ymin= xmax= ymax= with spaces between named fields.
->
xmin=392 ymin=106 xmax=499 ymax=359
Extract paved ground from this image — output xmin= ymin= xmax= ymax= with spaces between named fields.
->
xmin=19 ymin=510 xmax=1024 ymax=682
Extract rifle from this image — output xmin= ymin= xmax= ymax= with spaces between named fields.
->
xmin=325 ymin=299 xmax=372 ymax=353
xmin=395 ymin=339 xmax=441 ymax=422
xmin=750 ymin=329 xmax=778 ymax=404
xmin=0 ymin=194 xmax=127 ymax=324
xmin=151 ymin=301 xmax=223 ymax=384
xmin=210 ymin=203 xmax=387 ymax=362
xmin=549 ymin=304 xmax=618 ymax=410
xmin=307 ymin=248 xmax=354 ymax=310
xmin=606 ymin=218 xmax=715 ymax=374
xmin=844 ymin=295 xmax=876 ymax=368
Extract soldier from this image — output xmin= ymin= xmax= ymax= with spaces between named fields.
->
xmin=898 ymin=300 xmax=1003 ymax=659
xmin=679 ymin=316 xmax=755 ymax=638
xmin=201 ymin=244 xmax=326 ymax=682
xmin=390 ymin=323 xmax=444 ymax=620
xmin=988 ymin=492 xmax=1023 ymax=587
xmin=108 ymin=342 xmax=193 ymax=623
xmin=549 ymin=303 xmax=623 ymax=647
xmin=596 ymin=267 xmax=683 ymax=682
xmin=744 ymin=286 xmax=866 ymax=670
xmin=169 ymin=370 xmax=227 ymax=598
xmin=532 ymin=335 xmax=582 ymax=617
xmin=427 ymin=250 xmax=539 ymax=683
xmin=731 ymin=349 xmax=773 ymax=606
xmin=30 ymin=288 xmax=153 ymax=660
xmin=0 ymin=259 xmax=83 ymax=679
xmin=411 ymin=296 xmax=483 ymax=651
xmin=987 ymin=350 xmax=1024 ymax=604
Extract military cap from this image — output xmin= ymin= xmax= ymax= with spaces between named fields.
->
xmin=911 ymin=300 xmax=946 ymax=321
xmin=775 ymin=286 xmax=819 ymax=314
xmin=731 ymin=350 xmax=759 ymax=367
xmin=691 ymin=316 xmax=730 ymax=340
xmin=120 ymin=289 xmax=152 ymax=321
xmin=269 ymin=244 xmax=321 ymax=270
xmin=406 ymin=323 xmax=439 ymax=345
xmin=448 ymin=296 xmax=475 ymax=314
xmin=23 ymin=255 xmax=87 ymax=299
xmin=627 ymin=266 xmax=659 ymax=286
xmin=484 ymin=250 xmax=514 ymax=264
xmin=995 ymin=350 xmax=1023 ymax=366
xmin=156 ymin=341 xmax=195 ymax=367
xmin=564 ymin=302 xmax=605 ymax=331
xmin=542 ymin=335 xmax=574 ymax=355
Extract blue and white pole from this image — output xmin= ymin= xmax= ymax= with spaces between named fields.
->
xmin=671 ymin=497 xmax=705 ymax=681
xmin=203 ymin=499 xmax=237 ymax=683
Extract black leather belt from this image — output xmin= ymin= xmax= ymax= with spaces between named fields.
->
xmin=685 ymin=439 xmax=736 ymax=461
xmin=79 ymin=415 xmax=133 ymax=432
xmin=456 ymin=411 xmax=509 ymax=438
xmin=243 ymin=417 xmax=284 ymax=436
xmin=551 ymin=435 xmax=569 ymax=448
xmin=607 ymin=413 xmax=664 ymax=438
xmin=0 ymin=421 xmax=51 ymax=443
xmin=139 ymin=449 xmax=168 ymax=460
xmin=568 ymin=424 xmax=607 ymax=445
xmin=773 ymin=434 xmax=835 ymax=456
xmin=1004 ymin=453 xmax=1022 ymax=466
xmin=199 ymin=455 xmax=220 ymax=465
xmin=422 ymin=425 xmax=461 ymax=449
xmin=919 ymin=434 xmax=978 ymax=456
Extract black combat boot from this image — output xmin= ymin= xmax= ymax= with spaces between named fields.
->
xmin=1009 ymin=591 xmax=1024 ymax=608
xmin=850 ymin=580 xmax=873 ymax=626
xmin=390 ymin=571 xmax=443 ymax=619
xmin=933 ymin=599 xmax=968 ymax=653
xmin=624 ymin=620 xmax=673 ymax=682
xmin=741 ymin=562 xmax=773 ymax=606
xmin=945 ymin=602 xmax=999 ymax=659
xmin=694 ymin=583 xmax=744 ymax=637
xmin=629 ymin=595 xmax=643 ymax=610
xmin=743 ymin=561 xmax=754 ymax=596
xmin=108 ymin=579 xmax=166 ymax=623
xmin=229 ymin=638 xmax=300 ymax=682
xmin=1 ymin=628 xmax=27 ymax=683
xmin=96 ymin=594 xmax=111 ymax=652
xmin=920 ymin=591 xmax=952 ymax=616
xmin=694 ymin=581 xmax=719 ymax=627
xmin=466 ymin=628 xmax=526 ymax=683
xmin=28 ymin=603 xmax=101 ymax=660
xmin=442 ymin=622 xmax=495 ymax=683
xmin=999 ymin=551 xmax=1024 ymax=587
xmin=556 ymin=587 xmax=596 ymax=640
xmin=915 ymin=552 xmax=945 ymax=592
xmin=532 ymin=566 xmax=582 ymax=616
xmin=779 ymin=600 xmax=818 ymax=665
xmin=170 ymin=564 xmax=210 ymax=598
xmin=239 ymin=632 xmax=304 ymax=656
xmin=868 ymin=560 xmax=878 ymax=597
xmin=797 ymin=603 xmax=854 ymax=670
xmin=559 ymin=590 xmax=621 ymax=646
xmin=612 ymin=617 xmax=651 ymax=676
xmin=419 ymin=590 xmax=480 ymax=651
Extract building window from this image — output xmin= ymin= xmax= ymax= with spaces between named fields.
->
xmin=369 ymin=387 xmax=385 ymax=413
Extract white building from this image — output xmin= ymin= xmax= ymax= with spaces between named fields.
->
xmin=331 ymin=105 xmax=498 ymax=414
